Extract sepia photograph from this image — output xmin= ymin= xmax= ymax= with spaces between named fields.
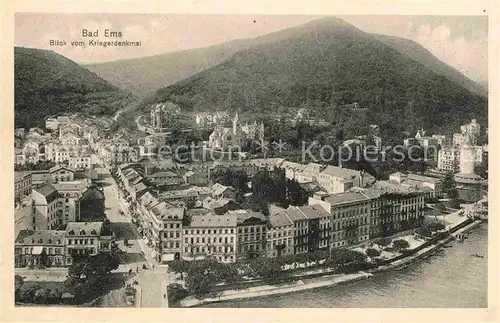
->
xmin=11 ymin=12 xmax=489 ymax=310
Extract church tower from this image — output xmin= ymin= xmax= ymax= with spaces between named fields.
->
xmin=233 ymin=112 xmax=239 ymax=135
xmin=258 ymin=121 xmax=265 ymax=143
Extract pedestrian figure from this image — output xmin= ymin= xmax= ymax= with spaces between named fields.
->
xmin=153 ymin=264 xmax=155 ymax=270
xmin=163 ymin=294 xmax=166 ymax=299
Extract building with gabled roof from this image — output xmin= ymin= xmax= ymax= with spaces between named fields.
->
xmin=15 ymin=229 xmax=66 ymax=267
xmin=64 ymin=221 xmax=114 ymax=265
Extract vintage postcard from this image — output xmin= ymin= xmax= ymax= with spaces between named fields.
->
xmin=1 ymin=1 xmax=498 ymax=322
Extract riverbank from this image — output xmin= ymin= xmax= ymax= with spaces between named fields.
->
xmin=180 ymin=272 xmax=373 ymax=307
xmin=179 ymin=216 xmax=483 ymax=307
xmin=373 ymin=219 xmax=483 ymax=273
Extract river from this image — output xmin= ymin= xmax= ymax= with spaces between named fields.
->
xmin=201 ymin=223 xmax=487 ymax=308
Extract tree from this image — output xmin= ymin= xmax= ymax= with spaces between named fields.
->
xmin=39 ymin=249 xmax=49 ymax=268
xmin=186 ymin=273 xmax=215 ymax=298
xmin=392 ymin=239 xmax=410 ymax=251
xmin=15 ymin=275 xmax=24 ymax=293
xmin=442 ymin=172 xmax=457 ymax=198
xmin=374 ymin=237 xmax=391 ymax=247
xmin=365 ymin=248 xmax=381 ymax=258
xmin=34 ymin=288 xmax=50 ymax=304
xmin=286 ymin=179 xmax=309 ymax=206
xmin=448 ymin=188 xmax=459 ymax=200
xmin=68 ymin=260 xmax=87 ymax=278
xmin=168 ymin=260 xmax=191 ymax=280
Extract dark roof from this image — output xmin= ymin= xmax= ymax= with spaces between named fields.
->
xmin=66 ymin=222 xmax=103 ymax=236
xmin=298 ymin=205 xmax=330 ymax=219
xmin=15 ymin=230 xmax=65 ymax=245
xmin=33 ymin=184 xmax=59 ymax=203
xmin=81 ymin=186 xmax=105 ymax=200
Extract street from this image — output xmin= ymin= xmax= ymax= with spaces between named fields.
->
xmin=102 ymin=174 xmax=173 ymax=307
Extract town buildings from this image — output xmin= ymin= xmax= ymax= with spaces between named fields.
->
xmin=149 ymin=102 xmax=181 ymax=130
xmin=208 ymin=113 xmax=265 ymax=150
xmin=234 ymin=210 xmax=268 ymax=261
xmin=309 ymin=192 xmax=371 ymax=247
xmin=64 ymin=222 xmax=114 ymax=265
xmin=182 ymin=213 xmax=238 ymax=263
xmin=266 ymin=211 xmax=294 ymax=258
xmin=15 ymin=171 xmax=32 ymax=202
xmin=356 ymin=181 xmax=425 ymax=238
xmin=15 ymin=230 xmax=66 ymax=267
xmin=195 ymin=111 xmax=231 ymax=127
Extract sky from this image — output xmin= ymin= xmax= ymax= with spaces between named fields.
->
xmin=14 ymin=14 xmax=488 ymax=82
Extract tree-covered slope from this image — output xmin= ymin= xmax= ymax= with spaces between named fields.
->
xmin=15 ymin=47 xmax=134 ymax=129
xmin=371 ymin=33 xmax=487 ymax=98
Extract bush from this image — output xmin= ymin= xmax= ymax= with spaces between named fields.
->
xmin=374 ymin=237 xmax=391 ymax=247
xmin=392 ymin=239 xmax=410 ymax=251
xmin=365 ymin=248 xmax=381 ymax=258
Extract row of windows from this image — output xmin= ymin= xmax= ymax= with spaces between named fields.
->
xmin=238 ymin=226 xmax=265 ymax=234
xmin=164 ymin=231 xmax=181 ymax=239
xmin=332 ymin=209 xmax=368 ymax=219
xmin=267 ymin=238 xmax=292 ymax=249
xmin=67 ymin=238 xmax=95 ymax=245
xmin=185 ymin=236 xmax=234 ymax=245
xmin=238 ymin=233 xmax=265 ymax=242
xmin=163 ymin=241 xmax=180 ymax=249
xmin=164 ymin=223 xmax=181 ymax=229
xmin=267 ymin=230 xmax=293 ymax=239
xmin=184 ymin=246 xmax=234 ymax=254
xmin=238 ymin=243 xmax=264 ymax=253
xmin=22 ymin=247 xmax=63 ymax=255
xmin=183 ymin=228 xmax=235 ymax=235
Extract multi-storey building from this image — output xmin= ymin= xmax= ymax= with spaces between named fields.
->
xmin=15 ymin=172 xmax=32 ymax=202
xmin=309 ymin=192 xmax=371 ymax=248
xmin=64 ymin=222 xmax=114 ymax=266
xmin=32 ymin=184 xmax=60 ymax=230
xmin=159 ymin=207 xmax=185 ymax=262
xmin=317 ymin=165 xmax=374 ymax=194
xmin=284 ymin=205 xmax=331 ymax=254
xmin=15 ymin=230 xmax=66 ymax=267
xmin=233 ymin=210 xmax=268 ymax=261
xmin=283 ymin=207 xmax=309 ymax=254
xmin=182 ymin=214 xmax=237 ymax=263
xmin=438 ymin=146 xmax=484 ymax=172
xmin=389 ymin=172 xmax=443 ymax=199
xmin=266 ymin=211 xmax=294 ymax=258
xmin=355 ymin=182 xmax=425 ymax=238
xmin=69 ymin=155 xmax=92 ymax=169
xmin=53 ymin=180 xmax=91 ymax=223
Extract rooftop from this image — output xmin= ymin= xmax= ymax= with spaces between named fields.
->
xmin=65 ymin=222 xmax=104 ymax=236
xmin=324 ymin=192 xmax=370 ymax=206
xmin=297 ymin=204 xmax=330 ymax=219
xmin=269 ymin=211 xmax=294 ymax=228
xmin=33 ymin=184 xmax=59 ymax=202
xmin=189 ymin=214 xmax=237 ymax=228
xmin=15 ymin=230 xmax=65 ymax=245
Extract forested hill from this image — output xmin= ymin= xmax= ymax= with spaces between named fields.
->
xmin=14 ymin=47 xmax=134 ymax=129
xmin=370 ymin=33 xmax=487 ymax=98
xmin=152 ymin=17 xmax=487 ymax=134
